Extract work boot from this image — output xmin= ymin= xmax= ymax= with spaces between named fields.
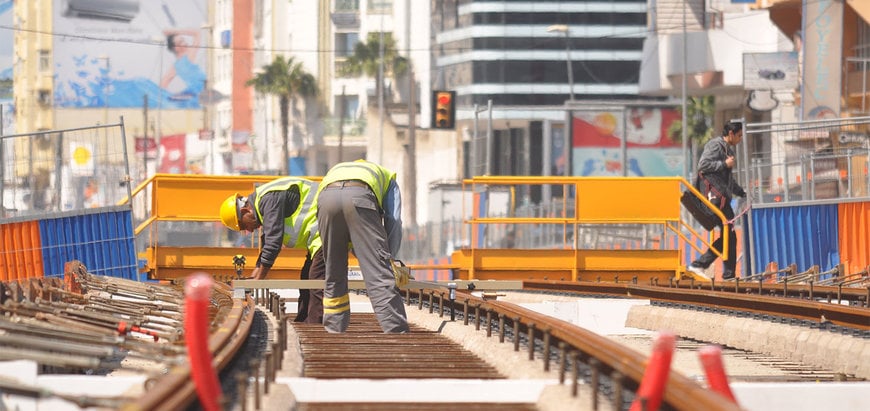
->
xmin=686 ymin=262 xmax=710 ymax=280
xmin=722 ymin=271 xmax=735 ymax=280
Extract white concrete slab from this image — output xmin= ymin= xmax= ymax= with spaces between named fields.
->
xmin=518 ymin=299 xmax=653 ymax=335
xmin=36 ymin=375 xmax=146 ymax=410
xmin=1 ymin=361 xmax=145 ymax=411
xmin=0 ymin=360 xmax=37 ymax=411
xmin=277 ymin=377 xmax=552 ymax=403
xmin=731 ymin=382 xmax=870 ymax=411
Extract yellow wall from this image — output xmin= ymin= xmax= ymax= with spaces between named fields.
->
xmin=13 ymin=0 xmax=54 ymax=133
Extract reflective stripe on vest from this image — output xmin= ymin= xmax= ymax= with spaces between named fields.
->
xmin=253 ymin=177 xmax=320 ymax=253
xmin=318 ymin=160 xmax=395 ymax=207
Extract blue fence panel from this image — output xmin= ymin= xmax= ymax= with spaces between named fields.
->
xmin=750 ymin=204 xmax=839 ymax=276
xmin=38 ymin=207 xmax=138 ymax=280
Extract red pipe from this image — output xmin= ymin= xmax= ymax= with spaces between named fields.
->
xmin=629 ymin=332 xmax=676 ymax=411
xmin=699 ymin=345 xmax=738 ymax=403
xmin=184 ymin=273 xmax=223 ymax=411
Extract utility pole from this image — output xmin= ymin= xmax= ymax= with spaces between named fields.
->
xmin=143 ymin=95 xmax=149 ymax=181
xmin=378 ymin=18 xmax=385 ymax=164
xmin=143 ymin=95 xmax=149 ymax=212
xmin=486 ymin=99 xmax=493 ymax=175
xmin=202 ymin=23 xmax=214 ymax=174
xmin=338 ymin=86 xmax=345 ymax=162
xmin=405 ymin=0 xmax=417 ymax=226
xmin=681 ymin=1 xmax=689 ymax=179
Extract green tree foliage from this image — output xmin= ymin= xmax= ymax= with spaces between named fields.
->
xmin=667 ymin=96 xmax=715 ymax=171
xmin=247 ymin=56 xmax=319 ymax=174
xmin=340 ymin=32 xmax=408 ymax=101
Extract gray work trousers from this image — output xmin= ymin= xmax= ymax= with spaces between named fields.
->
xmin=317 ymin=184 xmax=409 ymax=333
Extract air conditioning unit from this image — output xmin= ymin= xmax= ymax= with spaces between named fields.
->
xmin=62 ymin=0 xmax=140 ymax=23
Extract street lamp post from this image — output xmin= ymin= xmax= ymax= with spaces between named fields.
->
xmin=98 ymin=55 xmax=110 ymax=123
xmin=202 ymin=24 xmax=214 ymax=174
xmin=547 ymin=25 xmax=574 ymax=102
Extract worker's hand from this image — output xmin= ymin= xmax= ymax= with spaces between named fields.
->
xmin=725 ymin=156 xmax=735 ymax=168
xmin=247 ymin=266 xmax=268 ymax=280
xmin=391 ymin=260 xmax=412 ymax=288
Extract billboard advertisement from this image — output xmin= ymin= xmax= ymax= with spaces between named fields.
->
xmin=53 ymin=0 xmax=207 ymax=109
xmin=743 ymin=52 xmax=799 ymax=91
xmin=801 ymin=0 xmax=843 ymax=120
xmin=572 ymin=107 xmax=682 ymax=177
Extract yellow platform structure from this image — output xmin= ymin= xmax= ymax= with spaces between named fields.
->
xmin=123 ymin=174 xmax=728 ymax=282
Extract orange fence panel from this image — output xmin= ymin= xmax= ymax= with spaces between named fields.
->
xmin=0 ymin=221 xmax=44 ymax=281
xmin=838 ymin=201 xmax=870 ymax=275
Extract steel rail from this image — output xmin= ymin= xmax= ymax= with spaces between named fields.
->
xmin=123 ymin=284 xmax=254 ymax=411
xmin=403 ymin=288 xmax=742 ymax=411
xmin=483 ymin=299 xmax=741 ymax=411
xmin=522 ymin=280 xmax=870 ymax=331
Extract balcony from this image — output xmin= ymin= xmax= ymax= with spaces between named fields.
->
xmin=845 ymin=57 xmax=870 ymax=114
xmin=639 ymin=10 xmax=786 ymax=97
xmin=332 ymin=0 xmax=360 ymax=28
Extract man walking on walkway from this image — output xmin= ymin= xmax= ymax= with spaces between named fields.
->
xmin=687 ymin=121 xmax=746 ymax=280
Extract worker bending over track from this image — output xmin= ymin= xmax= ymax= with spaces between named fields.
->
xmin=316 ymin=160 xmax=410 ymax=334
xmin=219 ymin=177 xmax=324 ymax=324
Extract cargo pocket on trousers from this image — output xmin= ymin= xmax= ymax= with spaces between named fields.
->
xmin=352 ymin=196 xmax=378 ymax=211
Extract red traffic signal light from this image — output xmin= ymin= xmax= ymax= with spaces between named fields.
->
xmin=432 ymin=90 xmax=456 ymax=130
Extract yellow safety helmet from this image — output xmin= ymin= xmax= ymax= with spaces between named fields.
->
xmin=219 ymin=193 xmax=243 ymax=231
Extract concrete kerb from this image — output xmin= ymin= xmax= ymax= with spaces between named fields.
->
xmin=624 ymin=305 xmax=869 ymax=380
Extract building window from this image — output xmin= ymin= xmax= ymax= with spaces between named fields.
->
xmin=335 ymin=32 xmax=359 ymax=57
xmin=38 ymin=50 xmax=50 ymax=72
xmin=857 ymin=18 xmax=870 ymax=60
xmin=367 ymin=0 xmax=391 ymax=14
xmin=254 ymin=0 xmax=264 ymax=38
xmin=335 ymin=0 xmax=360 ymax=12
xmin=334 ymin=94 xmax=359 ymax=119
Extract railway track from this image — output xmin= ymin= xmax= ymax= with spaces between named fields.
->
xmin=0 ymin=262 xmax=257 ymax=410
xmin=0 ymin=265 xmax=866 ymax=410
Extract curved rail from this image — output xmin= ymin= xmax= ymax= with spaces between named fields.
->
xmin=0 ymin=268 xmax=256 ymax=411
xmin=125 ymin=282 xmax=255 ymax=410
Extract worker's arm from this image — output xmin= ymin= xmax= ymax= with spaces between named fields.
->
xmin=250 ymin=187 xmax=300 ymax=279
xmin=381 ymin=179 xmax=403 ymax=258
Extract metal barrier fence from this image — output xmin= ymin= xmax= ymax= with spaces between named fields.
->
xmin=0 ymin=119 xmax=133 ymax=218
xmin=742 ymin=116 xmax=870 ymax=204
xmin=0 ymin=119 xmax=138 ymax=280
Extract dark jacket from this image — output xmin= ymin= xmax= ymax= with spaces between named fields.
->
xmin=247 ymin=185 xmax=300 ymax=268
xmin=697 ymin=136 xmax=746 ymax=203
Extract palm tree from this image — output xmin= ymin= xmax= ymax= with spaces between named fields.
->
xmin=668 ymin=95 xmax=715 ymax=173
xmin=340 ymin=32 xmax=408 ymax=102
xmin=247 ymin=56 xmax=319 ymax=175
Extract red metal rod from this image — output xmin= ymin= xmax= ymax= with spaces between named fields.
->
xmin=630 ymin=332 xmax=676 ymax=411
xmin=699 ymin=345 xmax=738 ymax=403
xmin=184 ymin=273 xmax=223 ymax=411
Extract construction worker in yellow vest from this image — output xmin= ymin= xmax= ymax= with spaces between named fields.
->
xmin=219 ymin=177 xmax=324 ymax=324
xmin=316 ymin=160 xmax=409 ymax=333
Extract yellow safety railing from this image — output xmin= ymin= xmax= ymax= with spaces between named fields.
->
xmin=116 ymin=174 xmax=728 ymax=281
xmin=117 ymin=174 xmax=322 ymax=279
xmin=459 ymin=176 xmax=728 ymax=281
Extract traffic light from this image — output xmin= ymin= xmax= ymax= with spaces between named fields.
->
xmin=432 ymin=90 xmax=456 ymax=129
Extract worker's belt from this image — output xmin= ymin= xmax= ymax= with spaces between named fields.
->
xmin=325 ymin=180 xmax=369 ymax=189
